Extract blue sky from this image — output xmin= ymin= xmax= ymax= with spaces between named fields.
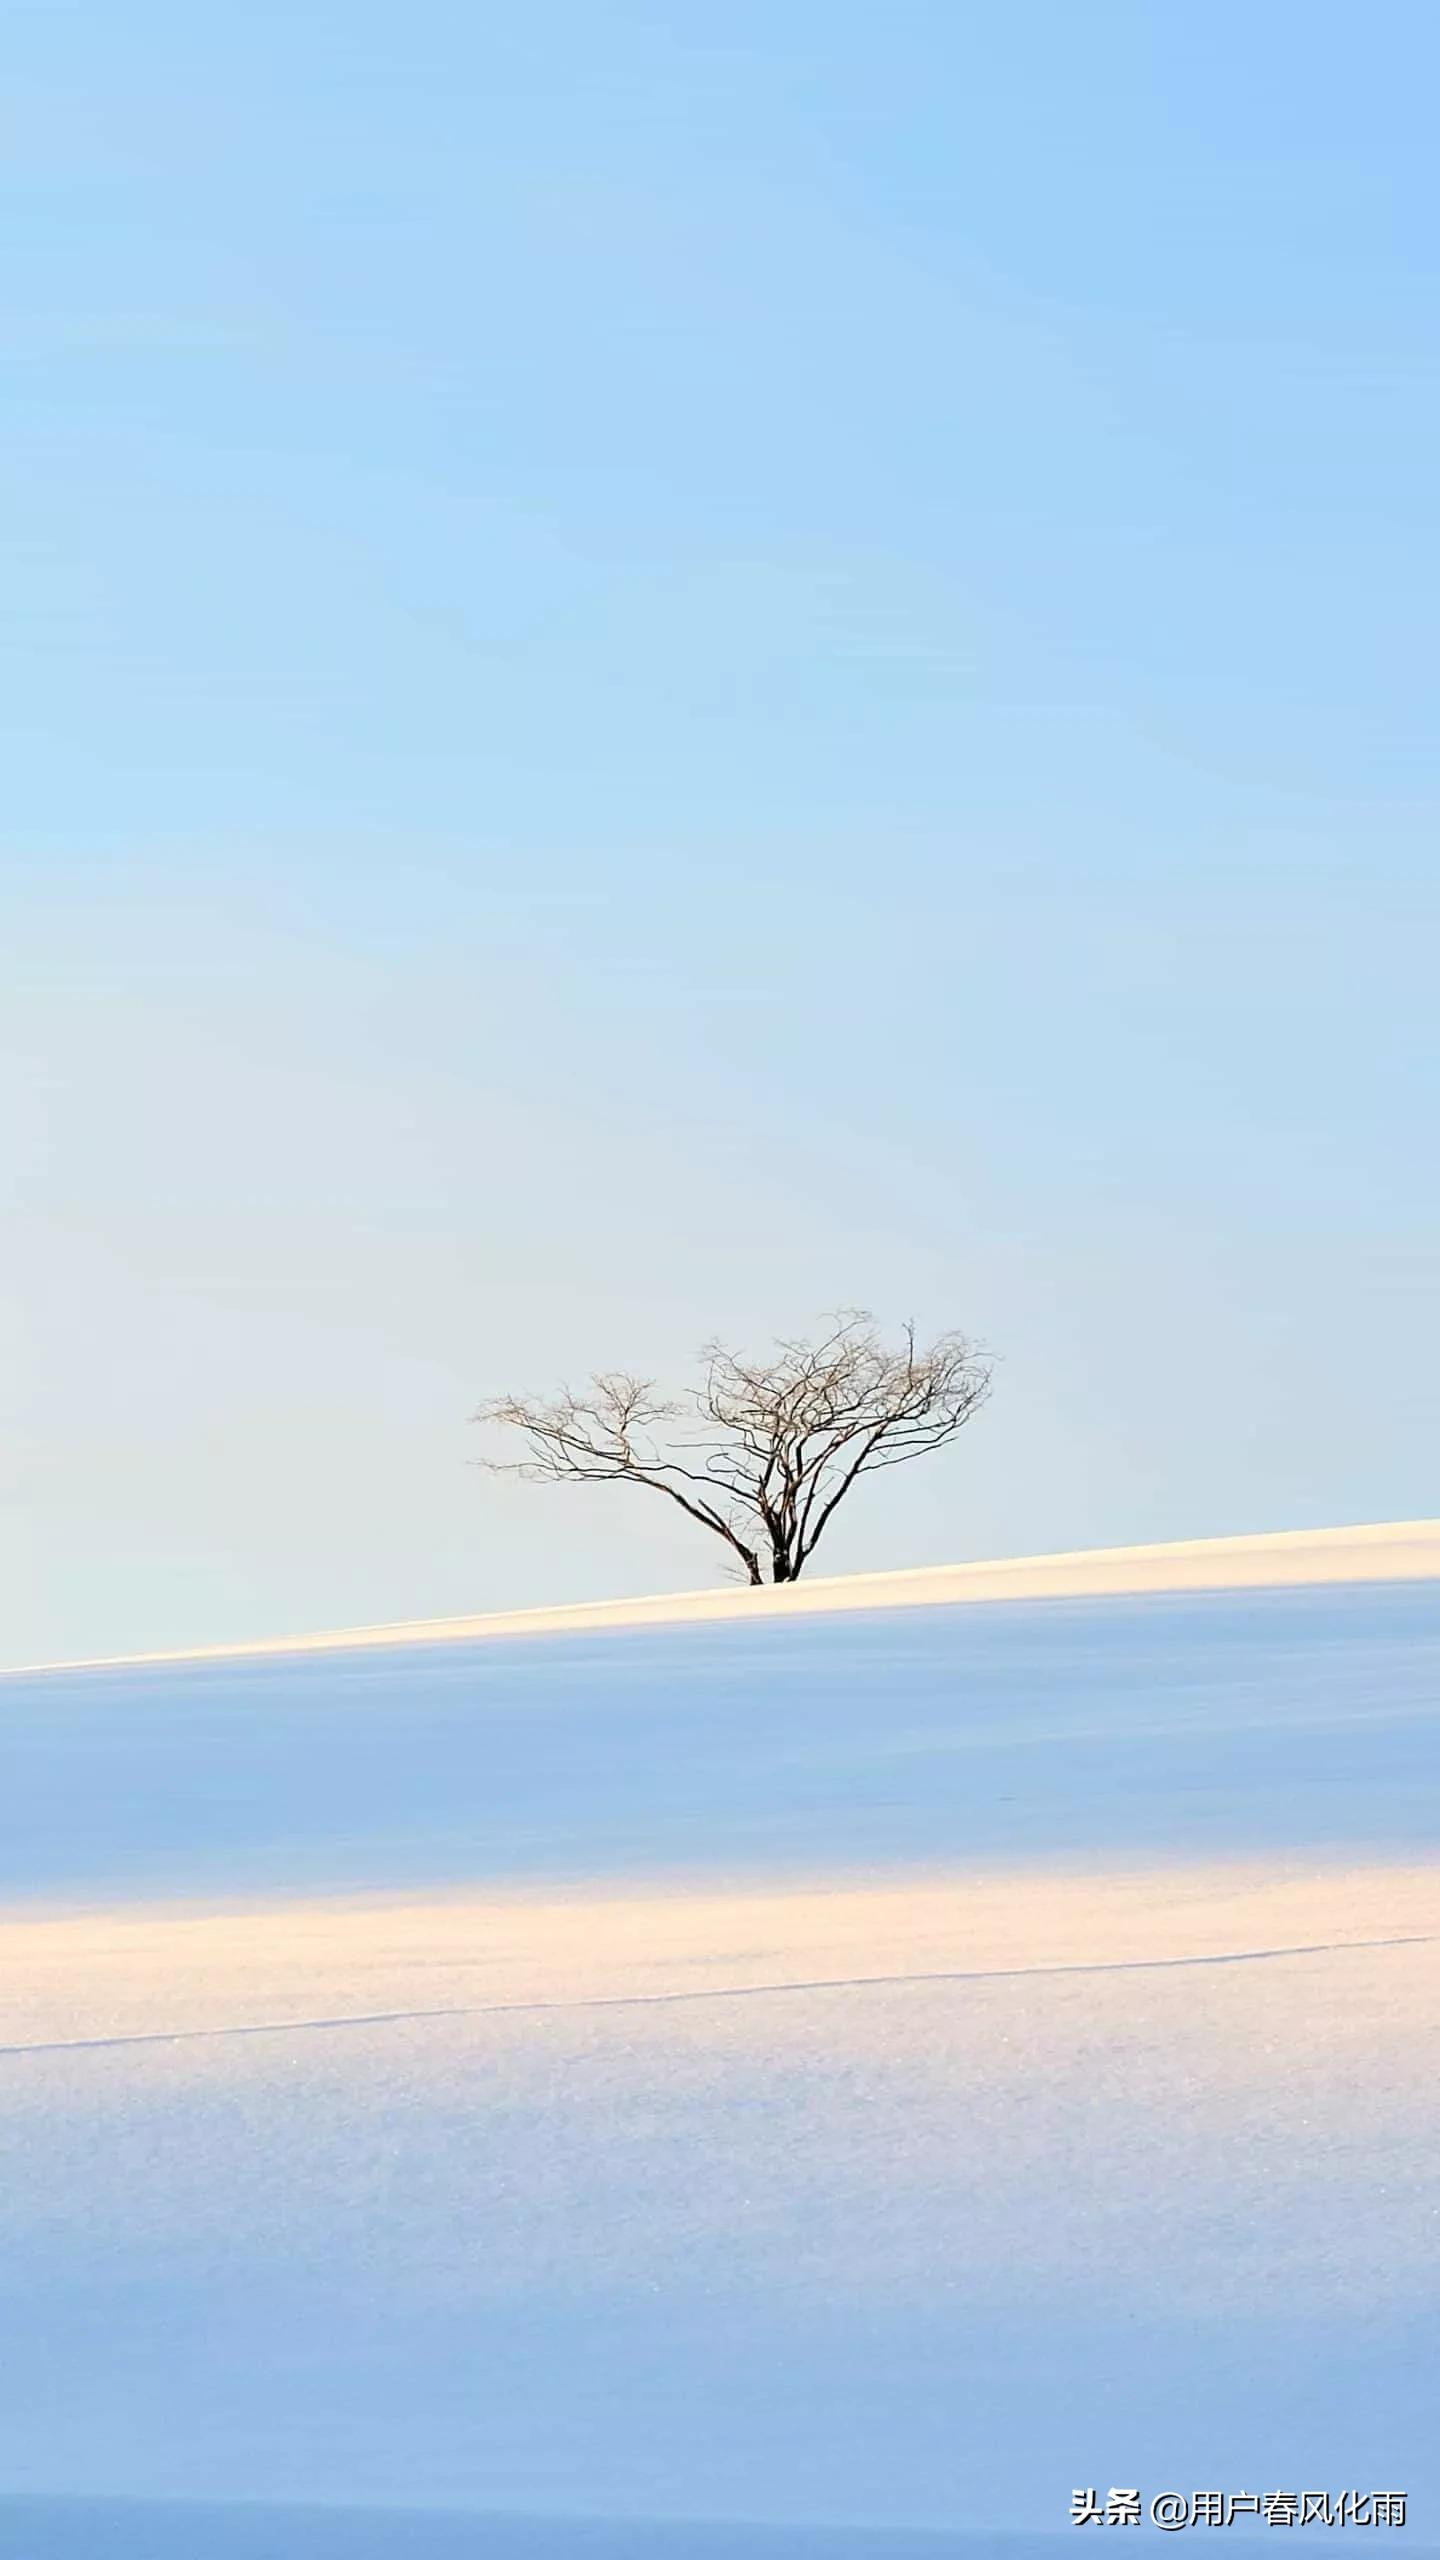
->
xmin=4 ymin=1 xmax=1437 ymax=1660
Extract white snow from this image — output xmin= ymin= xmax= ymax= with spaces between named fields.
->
xmin=2 ymin=1546 xmax=1439 ymax=2555
xmin=17 ymin=1516 xmax=1440 ymax=1675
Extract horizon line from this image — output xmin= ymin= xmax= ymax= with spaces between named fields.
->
xmin=8 ymin=1517 xmax=1440 ymax=1680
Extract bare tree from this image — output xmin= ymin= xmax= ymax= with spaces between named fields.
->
xmin=474 ymin=1311 xmax=993 ymax=1587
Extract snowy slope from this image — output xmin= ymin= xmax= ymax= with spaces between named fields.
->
xmin=3 ymin=1567 xmax=1439 ymax=2553
xmin=24 ymin=1517 xmax=1439 ymax=1673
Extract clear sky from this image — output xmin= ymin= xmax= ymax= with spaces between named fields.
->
xmin=4 ymin=0 xmax=1437 ymax=1664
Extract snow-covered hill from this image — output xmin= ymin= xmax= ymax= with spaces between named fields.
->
xmin=3 ymin=1548 xmax=1439 ymax=2553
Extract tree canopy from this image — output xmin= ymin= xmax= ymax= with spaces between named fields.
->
xmin=476 ymin=1310 xmax=993 ymax=1585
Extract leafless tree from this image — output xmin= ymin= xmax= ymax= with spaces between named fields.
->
xmin=474 ymin=1311 xmax=993 ymax=1587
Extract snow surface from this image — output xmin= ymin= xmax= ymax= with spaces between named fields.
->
xmin=26 ymin=1518 xmax=1439 ymax=1673
xmin=0 ymin=2498 xmax=1048 ymax=2557
xmin=3 ymin=1579 xmax=1439 ymax=2553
